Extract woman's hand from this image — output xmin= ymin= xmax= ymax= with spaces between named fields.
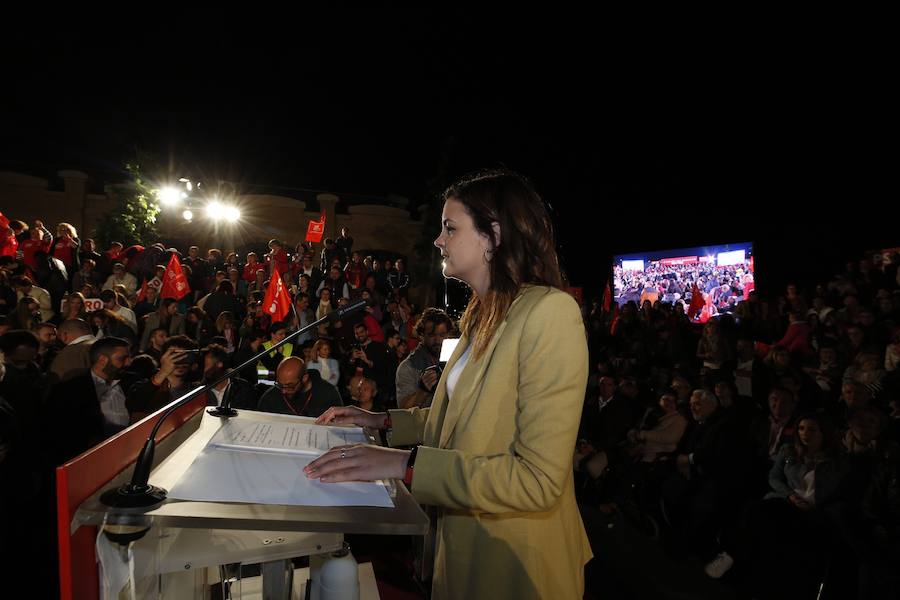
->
xmin=304 ymin=444 xmax=409 ymax=483
xmin=315 ymin=405 xmax=388 ymax=429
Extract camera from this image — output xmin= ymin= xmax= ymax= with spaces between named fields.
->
xmin=418 ymin=364 xmax=444 ymax=392
xmin=175 ymin=349 xmax=202 ymax=365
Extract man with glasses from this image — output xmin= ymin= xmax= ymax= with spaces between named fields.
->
xmin=255 ymin=356 xmax=342 ymax=417
xmin=396 ymin=308 xmax=453 ymax=409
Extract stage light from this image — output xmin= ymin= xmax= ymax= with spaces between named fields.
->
xmin=182 ymin=209 xmax=193 ymax=221
xmin=159 ymin=187 xmax=180 ymax=206
xmin=224 ymin=206 xmax=240 ymax=222
xmin=206 ymin=201 xmax=224 ymax=220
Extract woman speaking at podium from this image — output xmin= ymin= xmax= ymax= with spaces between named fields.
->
xmin=308 ymin=169 xmax=591 ymax=599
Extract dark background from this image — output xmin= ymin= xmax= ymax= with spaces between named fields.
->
xmin=2 ymin=15 xmax=893 ymax=299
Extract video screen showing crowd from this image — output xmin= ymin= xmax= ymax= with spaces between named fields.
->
xmin=614 ymin=242 xmax=755 ymax=323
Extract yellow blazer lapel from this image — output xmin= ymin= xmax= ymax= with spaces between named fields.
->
xmin=438 ymin=318 xmax=510 ymax=448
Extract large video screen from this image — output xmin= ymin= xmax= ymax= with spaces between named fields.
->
xmin=613 ymin=242 xmax=755 ymax=321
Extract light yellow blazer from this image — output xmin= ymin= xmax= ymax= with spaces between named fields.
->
xmin=389 ymin=285 xmax=592 ymax=600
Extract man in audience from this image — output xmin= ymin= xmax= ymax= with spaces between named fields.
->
xmin=100 ymin=288 xmax=137 ymax=333
xmin=396 ymin=308 xmax=453 ymax=409
xmin=50 ymin=319 xmax=96 ymax=381
xmin=101 ymin=262 xmax=138 ymax=297
xmin=139 ymin=298 xmax=184 ymax=350
xmin=255 ymin=356 xmax=342 ymax=417
xmin=126 ymin=335 xmax=199 ymax=419
xmin=48 ymin=337 xmax=132 ymax=462
xmin=12 ymin=276 xmax=54 ymax=322
xmin=201 ymin=343 xmax=256 ymax=410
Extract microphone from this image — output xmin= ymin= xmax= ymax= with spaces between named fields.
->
xmin=329 ymin=298 xmax=367 ymax=322
xmin=99 ymin=299 xmax=369 ymax=515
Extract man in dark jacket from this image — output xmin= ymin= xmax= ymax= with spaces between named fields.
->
xmin=663 ymin=388 xmax=748 ymax=566
xmin=201 ymin=344 xmax=257 ymax=410
xmin=255 ymin=357 xmax=342 ymax=417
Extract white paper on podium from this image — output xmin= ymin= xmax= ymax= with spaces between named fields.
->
xmin=208 ymin=419 xmax=369 ymax=455
xmin=167 ymin=413 xmax=393 ymax=507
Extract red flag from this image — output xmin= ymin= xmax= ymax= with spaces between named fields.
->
xmin=688 ymin=283 xmax=705 ymax=319
xmin=263 ymin=264 xmax=292 ymax=322
xmin=305 ymin=217 xmax=325 ymax=243
xmin=602 ymin=280 xmax=612 ymax=312
xmin=161 ymin=254 xmax=191 ymax=300
xmin=136 ymin=278 xmax=148 ymax=302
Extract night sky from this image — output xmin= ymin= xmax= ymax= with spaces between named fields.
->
xmin=2 ymin=18 xmax=893 ymax=297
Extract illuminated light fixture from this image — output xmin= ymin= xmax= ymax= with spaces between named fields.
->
xmin=182 ymin=209 xmax=193 ymax=221
xmin=224 ymin=206 xmax=240 ymax=222
xmin=206 ymin=201 xmax=224 ymax=220
xmin=159 ymin=187 xmax=180 ymax=206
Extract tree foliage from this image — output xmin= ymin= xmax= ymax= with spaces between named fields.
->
xmin=94 ymin=163 xmax=161 ymax=249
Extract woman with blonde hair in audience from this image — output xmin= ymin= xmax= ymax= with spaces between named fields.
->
xmin=49 ymin=221 xmax=80 ymax=277
xmin=214 ymin=310 xmax=238 ymax=354
xmin=306 ymin=339 xmax=340 ymax=387
xmin=54 ymin=292 xmax=88 ymax=325
xmin=315 ymin=288 xmax=334 ymax=337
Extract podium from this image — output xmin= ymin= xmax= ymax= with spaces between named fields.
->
xmin=57 ymin=395 xmax=429 ymax=599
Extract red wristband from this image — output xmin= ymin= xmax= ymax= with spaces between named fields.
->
xmin=403 ymin=445 xmax=419 ymax=486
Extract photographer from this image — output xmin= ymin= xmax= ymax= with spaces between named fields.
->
xmin=126 ymin=335 xmax=200 ymax=419
xmin=396 ymin=308 xmax=453 ymax=409
xmin=346 ymin=322 xmax=391 ymax=399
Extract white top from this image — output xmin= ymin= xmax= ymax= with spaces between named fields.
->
xmin=70 ymin=334 xmax=96 ymax=346
xmin=446 ymin=345 xmax=472 ymax=401
xmin=797 ymin=470 xmax=816 ymax=505
xmin=210 ymin=382 xmax=230 ymax=407
xmin=113 ymin=305 xmax=138 ymax=332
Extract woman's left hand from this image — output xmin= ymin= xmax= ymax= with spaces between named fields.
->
xmin=304 ymin=444 xmax=410 ymax=483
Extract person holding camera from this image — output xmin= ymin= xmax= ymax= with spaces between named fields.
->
xmin=310 ymin=169 xmax=591 ymax=599
xmin=346 ymin=322 xmax=391 ymax=401
xmin=395 ymin=308 xmax=453 ymax=409
xmin=126 ymin=335 xmax=200 ymax=419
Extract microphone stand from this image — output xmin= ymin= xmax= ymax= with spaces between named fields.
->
xmin=99 ymin=299 xmax=367 ymax=512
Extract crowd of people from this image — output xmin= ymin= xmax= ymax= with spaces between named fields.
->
xmin=614 ymin=261 xmax=755 ymax=317
xmin=2 ymin=209 xmax=899 ymax=598
xmin=586 ymin=253 xmax=899 ymax=598
xmin=0 ymin=217 xmax=453 ymax=596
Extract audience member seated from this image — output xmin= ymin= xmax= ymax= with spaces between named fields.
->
xmin=255 ymin=356 xmax=342 ymax=417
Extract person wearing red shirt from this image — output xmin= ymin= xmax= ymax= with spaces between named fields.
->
xmin=242 ymin=252 xmax=260 ymax=282
xmin=265 ymin=239 xmax=289 ymax=276
xmin=19 ymin=227 xmax=51 ymax=269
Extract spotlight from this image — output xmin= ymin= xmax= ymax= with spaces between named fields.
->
xmin=182 ymin=209 xmax=193 ymax=222
xmin=224 ymin=206 xmax=240 ymax=222
xmin=159 ymin=187 xmax=180 ymax=206
xmin=206 ymin=201 xmax=224 ymax=220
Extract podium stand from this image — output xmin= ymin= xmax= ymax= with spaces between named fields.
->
xmin=57 ymin=396 xmax=429 ymax=599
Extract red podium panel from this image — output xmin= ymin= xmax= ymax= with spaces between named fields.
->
xmin=56 ymin=395 xmax=207 ymax=600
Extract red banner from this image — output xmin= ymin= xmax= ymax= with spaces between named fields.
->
xmin=659 ymin=256 xmax=698 ymax=266
xmin=263 ymin=264 xmax=292 ymax=322
xmin=161 ymin=254 xmax=190 ymax=300
xmin=305 ymin=218 xmax=325 ymax=243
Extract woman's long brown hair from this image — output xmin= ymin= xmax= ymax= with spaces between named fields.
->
xmin=444 ymin=169 xmax=564 ymax=359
